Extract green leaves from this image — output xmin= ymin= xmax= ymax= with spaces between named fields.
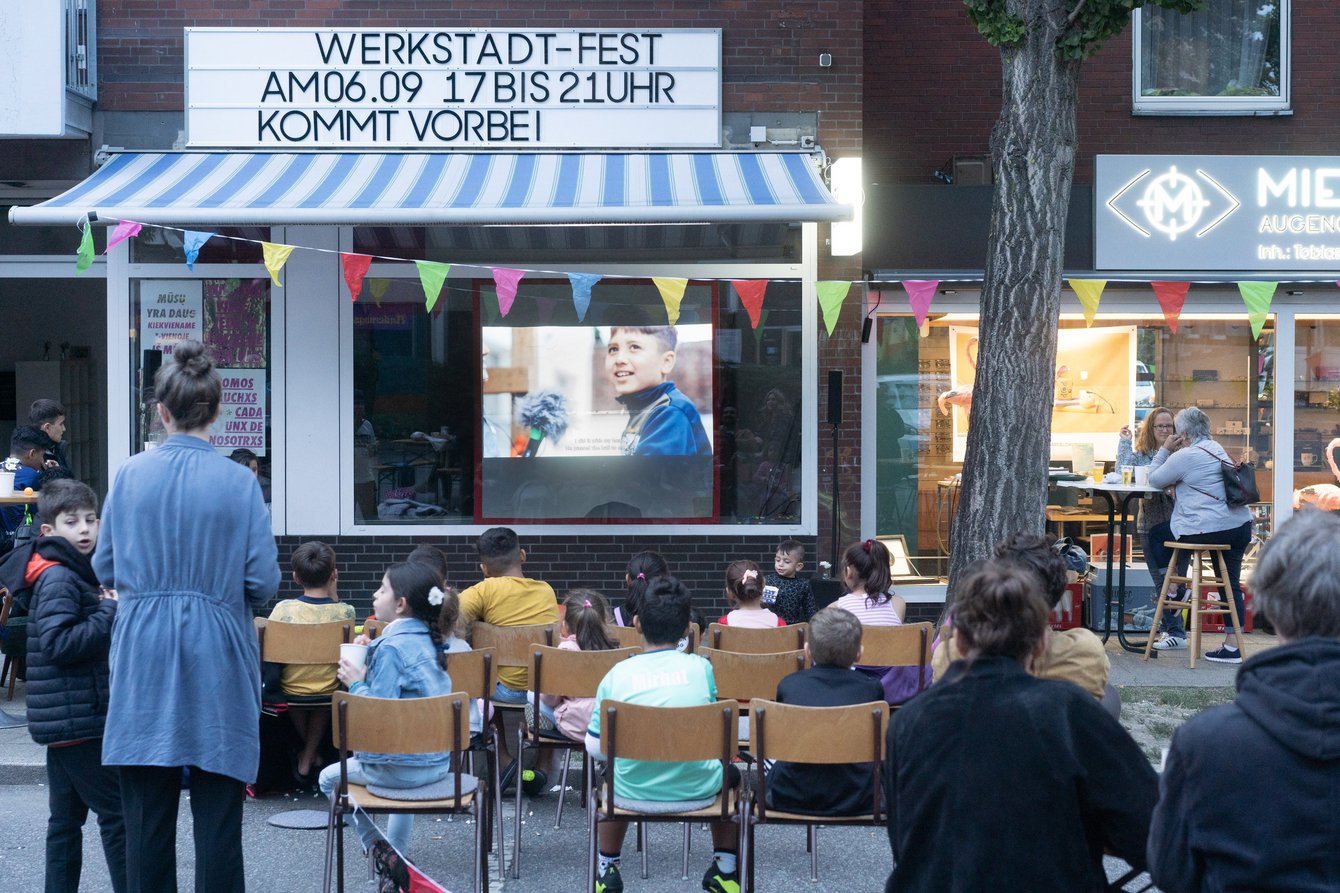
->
xmin=963 ymin=0 xmax=1026 ymax=47
xmin=965 ymin=0 xmax=1207 ymax=60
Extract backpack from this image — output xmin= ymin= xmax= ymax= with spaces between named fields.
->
xmin=1052 ymin=537 xmax=1090 ymax=574
xmin=1196 ymin=446 xmax=1260 ymax=508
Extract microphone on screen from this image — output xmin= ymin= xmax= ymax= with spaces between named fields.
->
xmin=518 ymin=390 xmax=569 ymax=458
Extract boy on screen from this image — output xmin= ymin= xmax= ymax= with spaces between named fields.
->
xmin=606 ymin=326 xmax=711 ymax=457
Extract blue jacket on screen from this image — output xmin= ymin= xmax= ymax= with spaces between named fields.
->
xmin=617 ymin=381 xmax=711 ymax=457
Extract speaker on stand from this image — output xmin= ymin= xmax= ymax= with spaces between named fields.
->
xmin=827 ymin=370 xmax=843 ymax=570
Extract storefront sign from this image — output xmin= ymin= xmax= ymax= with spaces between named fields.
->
xmin=185 ymin=28 xmax=721 ymax=149
xmin=208 ymin=370 xmax=267 ymax=455
xmin=1097 ymin=155 xmax=1340 ymax=271
xmin=139 ymin=280 xmax=202 ymax=356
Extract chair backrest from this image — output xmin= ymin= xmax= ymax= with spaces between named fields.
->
xmin=750 ymin=698 xmax=889 ymax=820
xmin=471 ymin=622 xmax=555 ymax=669
xmin=708 ymin=622 xmax=807 ymax=654
xmin=363 ymin=619 xmax=388 ymax=640
xmin=255 ymin=618 xmax=353 ymax=664
xmin=699 ymin=647 xmax=806 ymax=703
xmin=604 ymin=624 xmax=643 ymax=649
xmin=859 ymin=622 xmax=933 ymax=669
xmin=531 ymin=645 xmax=639 ymax=700
xmin=439 ymin=647 xmax=494 ymax=701
xmin=332 ymin=690 xmax=471 ymax=755
xmin=0 ymin=587 xmax=11 ymax=627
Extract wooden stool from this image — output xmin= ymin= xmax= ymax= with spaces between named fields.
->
xmin=1142 ymin=542 xmax=1247 ymax=668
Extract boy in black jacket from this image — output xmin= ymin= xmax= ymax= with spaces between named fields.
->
xmin=20 ymin=479 xmax=126 ymax=893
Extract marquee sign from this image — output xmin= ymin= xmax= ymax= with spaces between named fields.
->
xmin=1096 ymin=155 xmax=1340 ymax=271
xmin=185 ymin=27 xmax=722 ymax=149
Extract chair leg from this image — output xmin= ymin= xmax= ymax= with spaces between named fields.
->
xmin=810 ymin=824 xmax=819 ymax=881
xmin=1188 ymin=552 xmax=1204 ymax=669
xmin=640 ymin=821 xmax=650 ymax=879
xmin=681 ymin=823 xmax=691 ymax=880
xmin=475 ymin=802 xmax=487 ymax=893
xmin=586 ymin=791 xmax=598 ymax=893
xmin=511 ymin=725 xmax=524 ymax=879
xmin=493 ymin=738 xmax=506 ymax=881
xmin=555 ymin=749 xmax=572 ymax=830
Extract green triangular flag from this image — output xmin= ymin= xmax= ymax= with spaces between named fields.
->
xmin=817 ymin=281 xmax=852 ymax=336
xmin=415 ymin=261 xmax=451 ymax=313
xmin=752 ymin=309 xmax=770 ymax=345
xmin=1067 ymin=279 xmax=1107 ymax=327
xmin=75 ymin=223 xmax=94 ymax=275
xmin=1237 ymin=281 xmax=1277 ymax=339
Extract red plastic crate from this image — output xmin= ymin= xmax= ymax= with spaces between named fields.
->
xmin=1049 ymin=582 xmax=1085 ymax=631
xmin=1197 ymin=589 xmax=1253 ymax=633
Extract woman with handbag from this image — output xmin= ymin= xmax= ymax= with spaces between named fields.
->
xmin=1147 ymin=406 xmax=1253 ymax=664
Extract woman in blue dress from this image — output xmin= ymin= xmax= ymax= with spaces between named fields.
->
xmin=94 ymin=341 xmax=280 ymax=893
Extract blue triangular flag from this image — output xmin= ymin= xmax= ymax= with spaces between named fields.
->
xmin=183 ymin=231 xmax=213 ymax=270
xmin=568 ymin=272 xmax=601 ymax=322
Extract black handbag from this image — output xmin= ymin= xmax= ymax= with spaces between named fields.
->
xmin=1199 ymin=446 xmax=1259 ymax=508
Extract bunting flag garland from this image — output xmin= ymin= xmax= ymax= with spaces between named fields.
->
xmin=653 ymin=277 xmax=688 ymax=325
xmin=1237 ymin=281 xmax=1277 ymax=339
xmin=902 ymin=279 xmax=939 ymax=327
xmin=340 ymin=253 xmax=373 ymax=303
xmin=1150 ymin=281 xmax=1190 ymax=334
xmin=731 ymin=280 xmax=769 ymax=329
xmin=492 ymin=267 xmax=525 ymax=317
xmin=182 ymin=230 xmax=213 ymax=271
xmin=414 ymin=261 xmax=451 ymax=313
xmin=817 ymin=280 xmax=852 ymax=336
xmin=74 ymin=222 xmax=94 ymax=275
xmin=1067 ymin=279 xmax=1107 ymax=327
xmin=568 ymin=272 xmax=601 ymax=321
xmin=104 ymin=220 xmax=142 ymax=254
xmin=368 ymin=277 xmax=390 ymax=306
xmin=261 ymin=242 xmax=295 ymax=287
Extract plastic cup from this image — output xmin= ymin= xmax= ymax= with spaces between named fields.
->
xmin=339 ymin=643 xmax=368 ymax=670
xmin=1121 ymin=466 xmax=1134 ymax=485
xmin=0 ymin=471 xmax=13 ymax=498
xmin=1091 ymin=463 xmax=1105 ymax=483
xmin=1134 ymin=466 xmax=1150 ymax=486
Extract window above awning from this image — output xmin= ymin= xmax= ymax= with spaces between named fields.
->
xmin=8 ymin=151 xmax=850 ymax=227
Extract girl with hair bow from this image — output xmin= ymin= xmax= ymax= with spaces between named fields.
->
xmin=719 ymin=559 xmax=787 ymax=627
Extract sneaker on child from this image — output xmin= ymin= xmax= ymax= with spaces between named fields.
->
xmin=702 ymin=856 xmax=741 ymax=893
xmin=520 ymin=767 xmax=548 ymax=796
xmin=595 ymin=862 xmax=624 ymax=893
xmin=1204 ymin=645 xmax=1242 ymax=664
xmin=1152 ymin=633 xmax=1187 ymax=651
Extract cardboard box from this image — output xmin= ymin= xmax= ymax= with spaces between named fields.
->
xmin=1089 ymin=533 xmax=1134 ymax=563
xmin=1049 ymin=581 xmax=1086 ymax=631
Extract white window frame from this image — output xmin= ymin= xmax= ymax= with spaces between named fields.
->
xmin=1132 ymin=1 xmax=1290 ymax=116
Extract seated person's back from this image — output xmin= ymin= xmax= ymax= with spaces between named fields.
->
xmin=459 ymin=526 xmax=558 ymax=693
xmin=766 ymin=606 xmax=884 ymax=815
xmin=267 ymin=540 xmax=355 ymax=697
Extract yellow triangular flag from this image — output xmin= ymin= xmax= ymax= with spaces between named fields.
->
xmin=1067 ymin=279 xmax=1107 ymax=327
xmin=261 ymin=242 xmax=295 ymax=287
xmin=817 ymin=281 xmax=852 ymax=336
xmin=653 ymin=277 xmax=688 ymax=325
xmin=368 ymin=278 xmax=391 ymax=306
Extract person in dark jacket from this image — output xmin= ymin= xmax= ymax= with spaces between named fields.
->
xmin=20 ymin=479 xmax=126 ymax=893
xmin=1148 ymin=507 xmax=1340 ymax=893
xmin=884 ymin=563 xmax=1157 ymax=893
xmin=764 ymin=605 xmax=884 ymax=815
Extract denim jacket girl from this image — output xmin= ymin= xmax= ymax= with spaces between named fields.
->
xmin=347 ymin=617 xmax=454 ymax=767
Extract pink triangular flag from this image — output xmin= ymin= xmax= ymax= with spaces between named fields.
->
xmin=104 ymin=220 xmax=142 ymax=254
xmin=341 ymin=253 xmax=373 ymax=303
xmin=1151 ymin=281 xmax=1190 ymax=334
xmin=731 ymin=280 xmax=769 ymax=329
xmin=492 ymin=268 xmax=525 ymax=317
xmin=902 ymin=280 xmax=939 ymax=327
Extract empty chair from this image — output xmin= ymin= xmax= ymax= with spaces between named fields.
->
xmin=707 ymin=622 xmax=807 ymax=654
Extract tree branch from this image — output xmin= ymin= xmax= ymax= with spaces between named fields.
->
xmin=1067 ymin=0 xmax=1088 ymax=24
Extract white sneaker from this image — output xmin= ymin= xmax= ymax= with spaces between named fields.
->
xmin=1152 ymin=633 xmax=1187 ymax=650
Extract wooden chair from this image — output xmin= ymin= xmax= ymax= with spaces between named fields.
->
xmin=511 ymin=645 xmax=639 ymax=878
xmin=439 ymin=648 xmax=506 ymax=882
xmin=0 ymin=587 xmax=26 ymax=700
xmin=469 ymin=623 xmax=556 ymax=697
xmin=362 ymin=619 xmax=388 ymax=640
xmin=606 ymin=622 xmax=700 ymax=653
xmin=859 ymin=622 xmax=933 ymax=703
xmin=256 ymin=617 xmax=354 ymax=668
xmin=588 ymin=699 xmax=745 ymax=891
xmin=322 ymin=692 xmax=486 ymax=893
xmin=708 ymin=622 xmax=807 ymax=654
xmin=1142 ymin=542 xmax=1246 ymax=669
xmin=747 ymin=699 xmax=889 ymax=890
xmin=699 ymin=648 xmax=806 ymax=750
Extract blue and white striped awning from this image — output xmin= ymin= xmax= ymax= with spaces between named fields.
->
xmin=9 ymin=151 xmax=849 ymax=227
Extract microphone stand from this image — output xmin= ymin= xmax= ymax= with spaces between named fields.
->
xmin=830 ymin=418 xmax=840 ymax=572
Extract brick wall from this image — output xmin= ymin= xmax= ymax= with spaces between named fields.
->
xmin=866 ymin=2 xmax=1340 ymax=185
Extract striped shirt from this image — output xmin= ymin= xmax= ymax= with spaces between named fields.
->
xmin=835 ymin=592 xmax=904 ymax=627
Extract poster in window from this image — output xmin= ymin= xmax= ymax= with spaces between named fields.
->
xmin=140 ymin=280 xmax=203 ymax=357
xmin=207 ymin=369 xmax=267 ymax=456
xmin=946 ymin=326 xmax=1136 ymax=462
xmin=203 ymin=278 xmax=268 ymax=367
xmin=480 ymin=323 xmax=715 ymax=522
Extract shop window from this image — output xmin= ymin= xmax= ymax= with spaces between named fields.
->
xmin=1134 ymin=0 xmax=1288 ymax=115
xmin=130 ymin=277 xmax=273 ymax=495
xmin=1291 ymin=318 xmax=1340 ymax=514
xmin=351 ymin=277 xmax=802 ymax=527
xmin=874 ymin=313 xmax=1273 ymax=576
xmin=130 ymin=228 xmax=269 ymax=265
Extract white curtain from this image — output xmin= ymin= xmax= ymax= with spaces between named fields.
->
xmin=1141 ymin=0 xmax=1278 ymax=96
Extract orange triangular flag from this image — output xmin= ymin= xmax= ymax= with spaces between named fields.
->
xmin=731 ymin=280 xmax=768 ymax=328
xmin=1150 ymin=281 xmax=1190 ymax=334
xmin=341 ymin=253 xmax=373 ymax=303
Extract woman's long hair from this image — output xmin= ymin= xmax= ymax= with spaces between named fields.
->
xmin=621 ymin=550 xmax=669 ymax=624
xmin=1135 ymin=406 xmax=1175 ymax=455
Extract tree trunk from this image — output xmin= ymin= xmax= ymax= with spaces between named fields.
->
xmin=946 ymin=3 xmax=1081 ymax=604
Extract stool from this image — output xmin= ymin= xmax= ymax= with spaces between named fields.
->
xmin=1142 ymin=542 xmax=1246 ymax=668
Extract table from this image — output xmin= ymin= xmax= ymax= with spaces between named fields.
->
xmin=0 ymin=494 xmax=39 ymax=505
xmin=1055 ymin=480 xmax=1161 ymax=653
xmin=1045 ymin=507 xmax=1109 ymax=540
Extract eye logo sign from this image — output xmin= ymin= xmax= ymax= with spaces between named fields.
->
xmin=1105 ymin=165 xmax=1240 ymax=241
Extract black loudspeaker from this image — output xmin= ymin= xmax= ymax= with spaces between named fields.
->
xmin=827 ymin=369 xmax=843 ymax=426
xmin=142 ymin=349 xmax=163 ymax=390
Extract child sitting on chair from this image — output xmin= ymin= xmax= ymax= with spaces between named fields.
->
xmin=717 ymin=559 xmax=786 ymax=628
xmin=534 ymin=590 xmax=618 ymax=741
xmin=765 ymin=606 xmax=885 ymax=815
xmin=267 ymin=541 xmax=355 ymax=783
xmin=585 ymin=576 xmax=741 ymax=893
